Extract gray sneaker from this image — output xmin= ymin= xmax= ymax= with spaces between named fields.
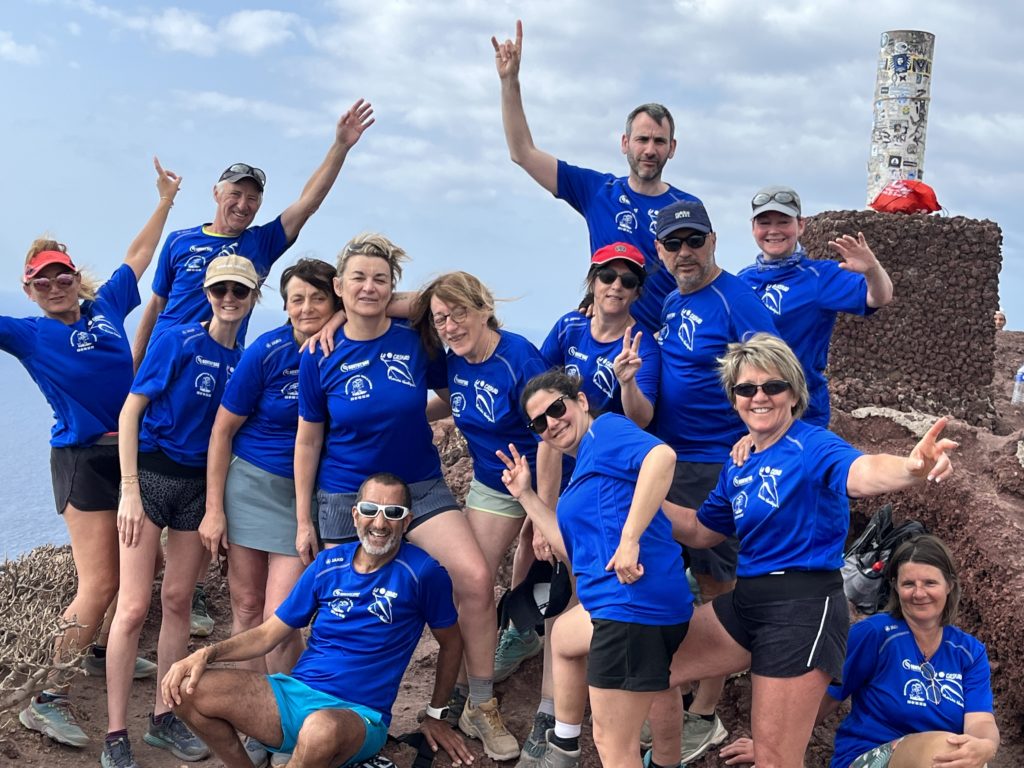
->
xmin=244 ymin=735 xmax=269 ymax=768
xmin=493 ymin=625 xmax=543 ymax=682
xmin=679 ymin=711 xmax=728 ymax=763
xmin=190 ymin=586 xmax=215 ymax=637
xmin=83 ymin=653 xmax=158 ymax=680
xmin=537 ymin=731 xmax=580 ymax=768
xmin=101 ymin=735 xmax=140 ymax=768
xmin=19 ymin=694 xmax=89 ymax=747
xmin=515 ymin=712 xmax=555 ymax=767
xmin=143 ymin=713 xmax=210 ymax=761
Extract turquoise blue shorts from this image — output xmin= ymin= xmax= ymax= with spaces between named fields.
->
xmin=266 ymin=673 xmax=388 ymax=764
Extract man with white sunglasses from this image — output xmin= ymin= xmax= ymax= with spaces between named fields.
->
xmin=160 ymin=472 xmax=473 ymax=768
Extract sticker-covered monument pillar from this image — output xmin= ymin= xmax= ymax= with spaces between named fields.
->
xmin=866 ymin=30 xmax=935 ymax=206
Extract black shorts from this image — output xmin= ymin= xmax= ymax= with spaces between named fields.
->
xmin=667 ymin=461 xmax=737 ymax=583
xmin=137 ymin=454 xmax=206 ymax=532
xmin=588 ymin=619 xmax=689 ymax=692
xmin=712 ymin=570 xmax=848 ymax=681
xmin=50 ymin=442 xmax=120 ymax=514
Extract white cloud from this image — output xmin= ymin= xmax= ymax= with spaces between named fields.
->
xmin=0 ymin=30 xmax=40 ymax=64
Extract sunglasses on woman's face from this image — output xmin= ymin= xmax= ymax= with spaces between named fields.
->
xmin=594 ymin=267 xmax=640 ymax=290
xmin=659 ymin=233 xmax=708 ymax=252
xmin=355 ymin=501 xmax=411 ymax=521
xmin=527 ymin=394 xmax=571 ymax=434
xmin=731 ymin=380 xmax=791 ymax=398
xmin=29 ymin=274 xmax=77 ymax=291
xmin=208 ymin=282 xmax=252 ymax=300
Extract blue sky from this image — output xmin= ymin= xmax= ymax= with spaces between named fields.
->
xmin=2 ymin=0 xmax=1022 ymax=339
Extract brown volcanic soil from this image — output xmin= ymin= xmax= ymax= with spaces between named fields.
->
xmin=5 ymin=333 xmax=1024 ymax=768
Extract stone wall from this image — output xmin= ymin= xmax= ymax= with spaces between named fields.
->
xmin=802 ymin=211 xmax=1002 ymax=426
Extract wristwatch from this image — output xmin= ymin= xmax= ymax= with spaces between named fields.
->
xmin=424 ymin=703 xmax=450 ymax=721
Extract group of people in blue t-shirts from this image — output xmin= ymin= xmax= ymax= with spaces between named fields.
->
xmin=5 ymin=19 xmax=1001 ymax=768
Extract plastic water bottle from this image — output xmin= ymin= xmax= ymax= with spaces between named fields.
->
xmin=1013 ymin=364 xmax=1024 ymax=404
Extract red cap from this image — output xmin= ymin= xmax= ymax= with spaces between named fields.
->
xmin=591 ymin=242 xmax=645 ymax=270
xmin=24 ymin=250 xmax=77 ymax=283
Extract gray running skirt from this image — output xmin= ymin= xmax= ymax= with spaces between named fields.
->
xmin=225 ymin=455 xmax=304 ymax=556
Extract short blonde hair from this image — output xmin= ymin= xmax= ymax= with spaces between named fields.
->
xmin=717 ymin=332 xmax=809 ymax=419
xmin=336 ymin=233 xmax=408 ymax=288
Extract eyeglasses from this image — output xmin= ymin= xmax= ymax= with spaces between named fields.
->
xmin=751 ymin=190 xmax=798 ymax=207
xmin=731 ymin=380 xmax=792 ymax=398
xmin=432 ymin=306 xmax=469 ymax=329
xmin=28 ymin=273 xmax=77 ymax=291
xmin=920 ymin=661 xmax=941 ymax=704
xmin=594 ymin=267 xmax=640 ymax=290
xmin=208 ymin=283 xmax=253 ymax=300
xmin=355 ymin=501 xmax=411 ymax=520
xmin=221 ymin=163 xmax=266 ymax=188
xmin=527 ymin=394 xmax=571 ymax=434
xmin=660 ymin=233 xmax=708 ymax=252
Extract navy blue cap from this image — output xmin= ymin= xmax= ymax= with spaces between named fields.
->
xmin=656 ymin=200 xmax=713 ymax=239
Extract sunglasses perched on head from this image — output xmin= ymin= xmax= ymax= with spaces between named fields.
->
xmin=28 ymin=274 xmax=77 ymax=291
xmin=751 ymin=190 xmax=797 ymax=207
xmin=731 ymin=380 xmax=792 ymax=398
xmin=660 ymin=233 xmax=708 ymax=252
xmin=528 ymin=394 xmax=571 ymax=434
xmin=594 ymin=267 xmax=640 ymax=290
xmin=355 ymin=501 xmax=411 ymax=520
xmin=208 ymin=283 xmax=253 ymax=300
xmin=221 ymin=163 xmax=267 ymax=187
xmin=432 ymin=306 xmax=469 ymax=329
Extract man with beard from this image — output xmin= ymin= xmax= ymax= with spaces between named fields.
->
xmin=160 ymin=473 xmax=473 ymax=768
xmin=492 ymin=20 xmax=701 ymax=334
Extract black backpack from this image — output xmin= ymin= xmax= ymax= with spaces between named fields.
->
xmin=840 ymin=504 xmax=926 ymax=614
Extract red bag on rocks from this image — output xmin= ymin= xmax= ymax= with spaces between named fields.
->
xmin=869 ymin=180 xmax=940 ymax=214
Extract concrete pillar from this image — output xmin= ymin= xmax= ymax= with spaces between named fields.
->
xmin=866 ymin=30 xmax=936 ymax=206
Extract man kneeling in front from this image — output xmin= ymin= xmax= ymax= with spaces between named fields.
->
xmin=161 ymin=472 xmax=472 ymax=768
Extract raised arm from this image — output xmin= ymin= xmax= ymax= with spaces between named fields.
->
xmin=614 ymin=327 xmax=654 ymax=428
xmin=828 ymin=232 xmax=894 ymax=309
xmin=124 ymin=157 xmax=182 ymax=281
xmin=846 ymin=416 xmax=957 ymax=498
xmin=279 ymin=99 xmax=375 ymax=243
xmin=492 ymin=20 xmax=558 ymax=194
xmin=498 ymin=443 xmax=569 ymax=562
xmin=131 ymin=295 xmax=167 ymax=373
xmin=293 ymin=417 xmax=325 ymax=565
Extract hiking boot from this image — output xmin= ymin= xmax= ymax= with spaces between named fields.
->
xmin=101 ymin=734 xmax=140 ymax=768
xmin=19 ymin=694 xmax=89 ymax=747
xmin=536 ymin=731 xmax=580 ymax=768
xmin=515 ymin=711 xmax=555 ymax=767
xmin=83 ymin=653 xmax=158 ymax=679
xmin=679 ymin=710 xmax=728 ymax=763
xmin=493 ymin=625 xmax=543 ymax=682
xmin=244 ymin=735 xmax=269 ymax=768
xmin=190 ymin=586 xmax=215 ymax=637
xmin=458 ymin=696 xmax=520 ymax=761
xmin=143 ymin=713 xmax=210 ymax=761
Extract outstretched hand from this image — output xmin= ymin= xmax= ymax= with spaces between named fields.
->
xmin=497 ymin=443 xmax=532 ymax=500
xmin=154 ymin=156 xmax=182 ymax=201
xmin=336 ymin=98 xmax=375 ymax=149
xmin=613 ymin=326 xmax=643 ymax=384
xmin=907 ymin=416 xmax=958 ymax=482
xmin=828 ymin=232 xmax=882 ymax=274
xmin=491 ymin=19 xmax=523 ymax=81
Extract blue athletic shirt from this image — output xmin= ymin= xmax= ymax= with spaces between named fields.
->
xmin=737 ymin=252 xmax=871 ymax=427
xmin=447 ymin=331 xmax=546 ymax=493
xmin=0 ymin=264 xmax=139 ymax=447
xmin=298 ymin=322 xmax=447 ymax=493
xmin=696 ymin=419 xmax=862 ymax=577
xmin=150 ymin=217 xmax=289 ymax=344
xmin=276 ymin=541 xmax=458 ymax=726
xmin=653 ymin=271 xmax=777 ymax=463
xmin=556 ymin=161 xmax=700 ymax=334
xmin=556 ymin=413 xmax=692 ymax=625
xmin=220 ymin=324 xmax=301 ymax=478
xmin=828 ymin=614 xmax=994 ymax=768
xmin=540 ymin=311 xmax=660 ymax=417
xmin=132 ymin=323 xmax=241 ymax=467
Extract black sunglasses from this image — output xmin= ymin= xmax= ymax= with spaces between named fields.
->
xmin=355 ymin=501 xmax=411 ymax=521
xmin=221 ymin=163 xmax=267 ymax=187
xmin=731 ymin=380 xmax=792 ymax=398
xmin=528 ymin=394 xmax=571 ymax=434
xmin=208 ymin=282 xmax=253 ymax=300
xmin=751 ymin=190 xmax=797 ymax=207
xmin=594 ymin=267 xmax=640 ymax=290
xmin=660 ymin=233 xmax=708 ymax=252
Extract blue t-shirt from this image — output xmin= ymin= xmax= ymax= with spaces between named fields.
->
xmin=556 ymin=413 xmax=692 ymax=625
xmin=276 ymin=541 xmax=458 ymax=726
xmin=737 ymin=253 xmax=871 ymax=427
xmin=540 ymin=311 xmax=660 ymax=418
xmin=0 ymin=264 xmax=140 ymax=447
xmin=696 ymin=420 xmax=862 ymax=577
xmin=298 ymin=322 xmax=447 ymax=493
xmin=220 ymin=324 xmax=301 ymax=478
xmin=828 ymin=614 xmax=994 ymax=768
xmin=447 ymin=331 xmax=546 ymax=493
xmin=653 ymin=271 xmax=777 ymax=463
xmin=132 ymin=323 xmax=241 ymax=467
xmin=150 ymin=218 xmax=289 ymax=344
xmin=556 ymin=161 xmax=700 ymax=334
